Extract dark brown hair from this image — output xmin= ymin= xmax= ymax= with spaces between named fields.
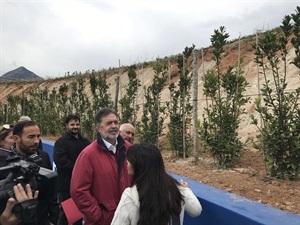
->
xmin=13 ymin=120 xmax=37 ymax=136
xmin=127 ymin=143 xmax=183 ymax=225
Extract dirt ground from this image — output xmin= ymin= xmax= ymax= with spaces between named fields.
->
xmin=163 ymin=146 xmax=300 ymax=216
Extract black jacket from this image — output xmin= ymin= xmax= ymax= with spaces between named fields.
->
xmin=34 ymin=149 xmax=59 ymax=225
xmin=53 ymin=132 xmax=90 ymax=192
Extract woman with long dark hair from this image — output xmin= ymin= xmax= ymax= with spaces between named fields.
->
xmin=111 ymin=143 xmax=202 ymax=225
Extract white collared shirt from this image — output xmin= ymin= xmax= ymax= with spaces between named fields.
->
xmin=102 ymin=138 xmax=118 ymax=154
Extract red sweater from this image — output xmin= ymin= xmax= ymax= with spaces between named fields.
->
xmin=71 ymin=138 xmax=131 ymax=225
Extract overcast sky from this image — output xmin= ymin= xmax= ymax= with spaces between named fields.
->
xmin=1 ymin=0 xmax=299 ymax=78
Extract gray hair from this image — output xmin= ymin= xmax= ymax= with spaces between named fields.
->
xmin=18 ymin=115 xmax=32 ymax=122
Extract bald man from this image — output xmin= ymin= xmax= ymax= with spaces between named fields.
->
xmin=119 ymin=123 xmax=135 ymax=143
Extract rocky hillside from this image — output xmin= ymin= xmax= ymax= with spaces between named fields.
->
xmin=0 ymin=66 xmax=43 ymax=82
xmin=0 ymin=34 xmax=299 ymax=142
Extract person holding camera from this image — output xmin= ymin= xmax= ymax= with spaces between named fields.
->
xmin=0 ymin=183 xmax=38 ymax=225
xmin=12 ymin=120 xmax=59 ymax=225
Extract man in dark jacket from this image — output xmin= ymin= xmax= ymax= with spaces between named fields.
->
xmin=53 ymin=115 xmax=90 ymax=225
xmin=12 ymin=120 xmax=59 ymax=225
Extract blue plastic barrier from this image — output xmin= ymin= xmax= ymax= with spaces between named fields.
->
xmin=42 ymin=140 xmax=300 ymax=225
xmin=171 ymin=173 xmax=300 ymax=225
xmin=42 ymin=139 xmax=56 ymax=170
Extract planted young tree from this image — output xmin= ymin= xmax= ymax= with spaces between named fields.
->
xmin=0 ymin=102 xmax=8 ymax=124
xmin=73 ymin=76 xmax=92 ymax=138
xmin=201 ymin=26 xmax=249 ymax=168
xmin=24 ymin=89 xmax=40 ymax=122
xmin=5 ymin=95 xmax=21 ymax=123
xmin=37 ymin=87 xmax=49 ymax=134
xmin=119 ymin=65 xmax=141 ymax=124
xmin=167 ymin=45 xmax=194 ymax=157
xmin=20 ymin=93 xmax=30 ymax=116
xmin=24 ymin=88 xmax=49 ymax=134
xmin=69 ymin=79 xmax=79 ymax=113
xmin=251 ymin=7 xmax=300 ymax=180
xmin=77 ymin=77 xmax=90 ymax=117
xmin=69 ymin=76 xmax=90 ymax=117
xmin=57 ymin=83 xmax=71 ymax=121
xmin=86 ymin=72 xmax=113 ymax=140
xmin=138 ymin=59 xmax=168 ymax=145
xmin=0 ymin=103 xmax=5 ymax=123
xmin=46 ymin=88 xmax=61 ymax=135
xmin=89 ymin=72 xmax=113 ymax=112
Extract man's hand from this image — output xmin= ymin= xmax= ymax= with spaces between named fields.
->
xmin=0 ymin=184 xmax=39 ymax=225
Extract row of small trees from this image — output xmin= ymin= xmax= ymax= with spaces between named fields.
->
xmin=0 ymin=74 xmax=114 ymax=139
xmin=0 ymin=55 xmax=193 ymax=157
xmin=1 ymin=7 xmax=299 ymax=180
xmin=250 ymin=8 xmax=300 ymax=180
xmin=199 ymin=7 xmax=300 ymax=180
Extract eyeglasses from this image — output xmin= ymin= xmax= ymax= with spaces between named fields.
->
xmin=0 ymin=124 xmax=13 ymax=137
xmin=0 ymin=124 xmax=14 ymax=133
xmin=2 ymin=124 xmax=13 ymax=129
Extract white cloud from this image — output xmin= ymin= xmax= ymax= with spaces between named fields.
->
xmin=1 ymin=0 xmax=299 ymax=78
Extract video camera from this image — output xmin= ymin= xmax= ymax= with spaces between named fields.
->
xmin=0 ymin=148 xmax=57 ymax=223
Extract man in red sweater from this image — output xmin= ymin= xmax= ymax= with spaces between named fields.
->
xmin=71 ymin=108 xmax=131 ymax=225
